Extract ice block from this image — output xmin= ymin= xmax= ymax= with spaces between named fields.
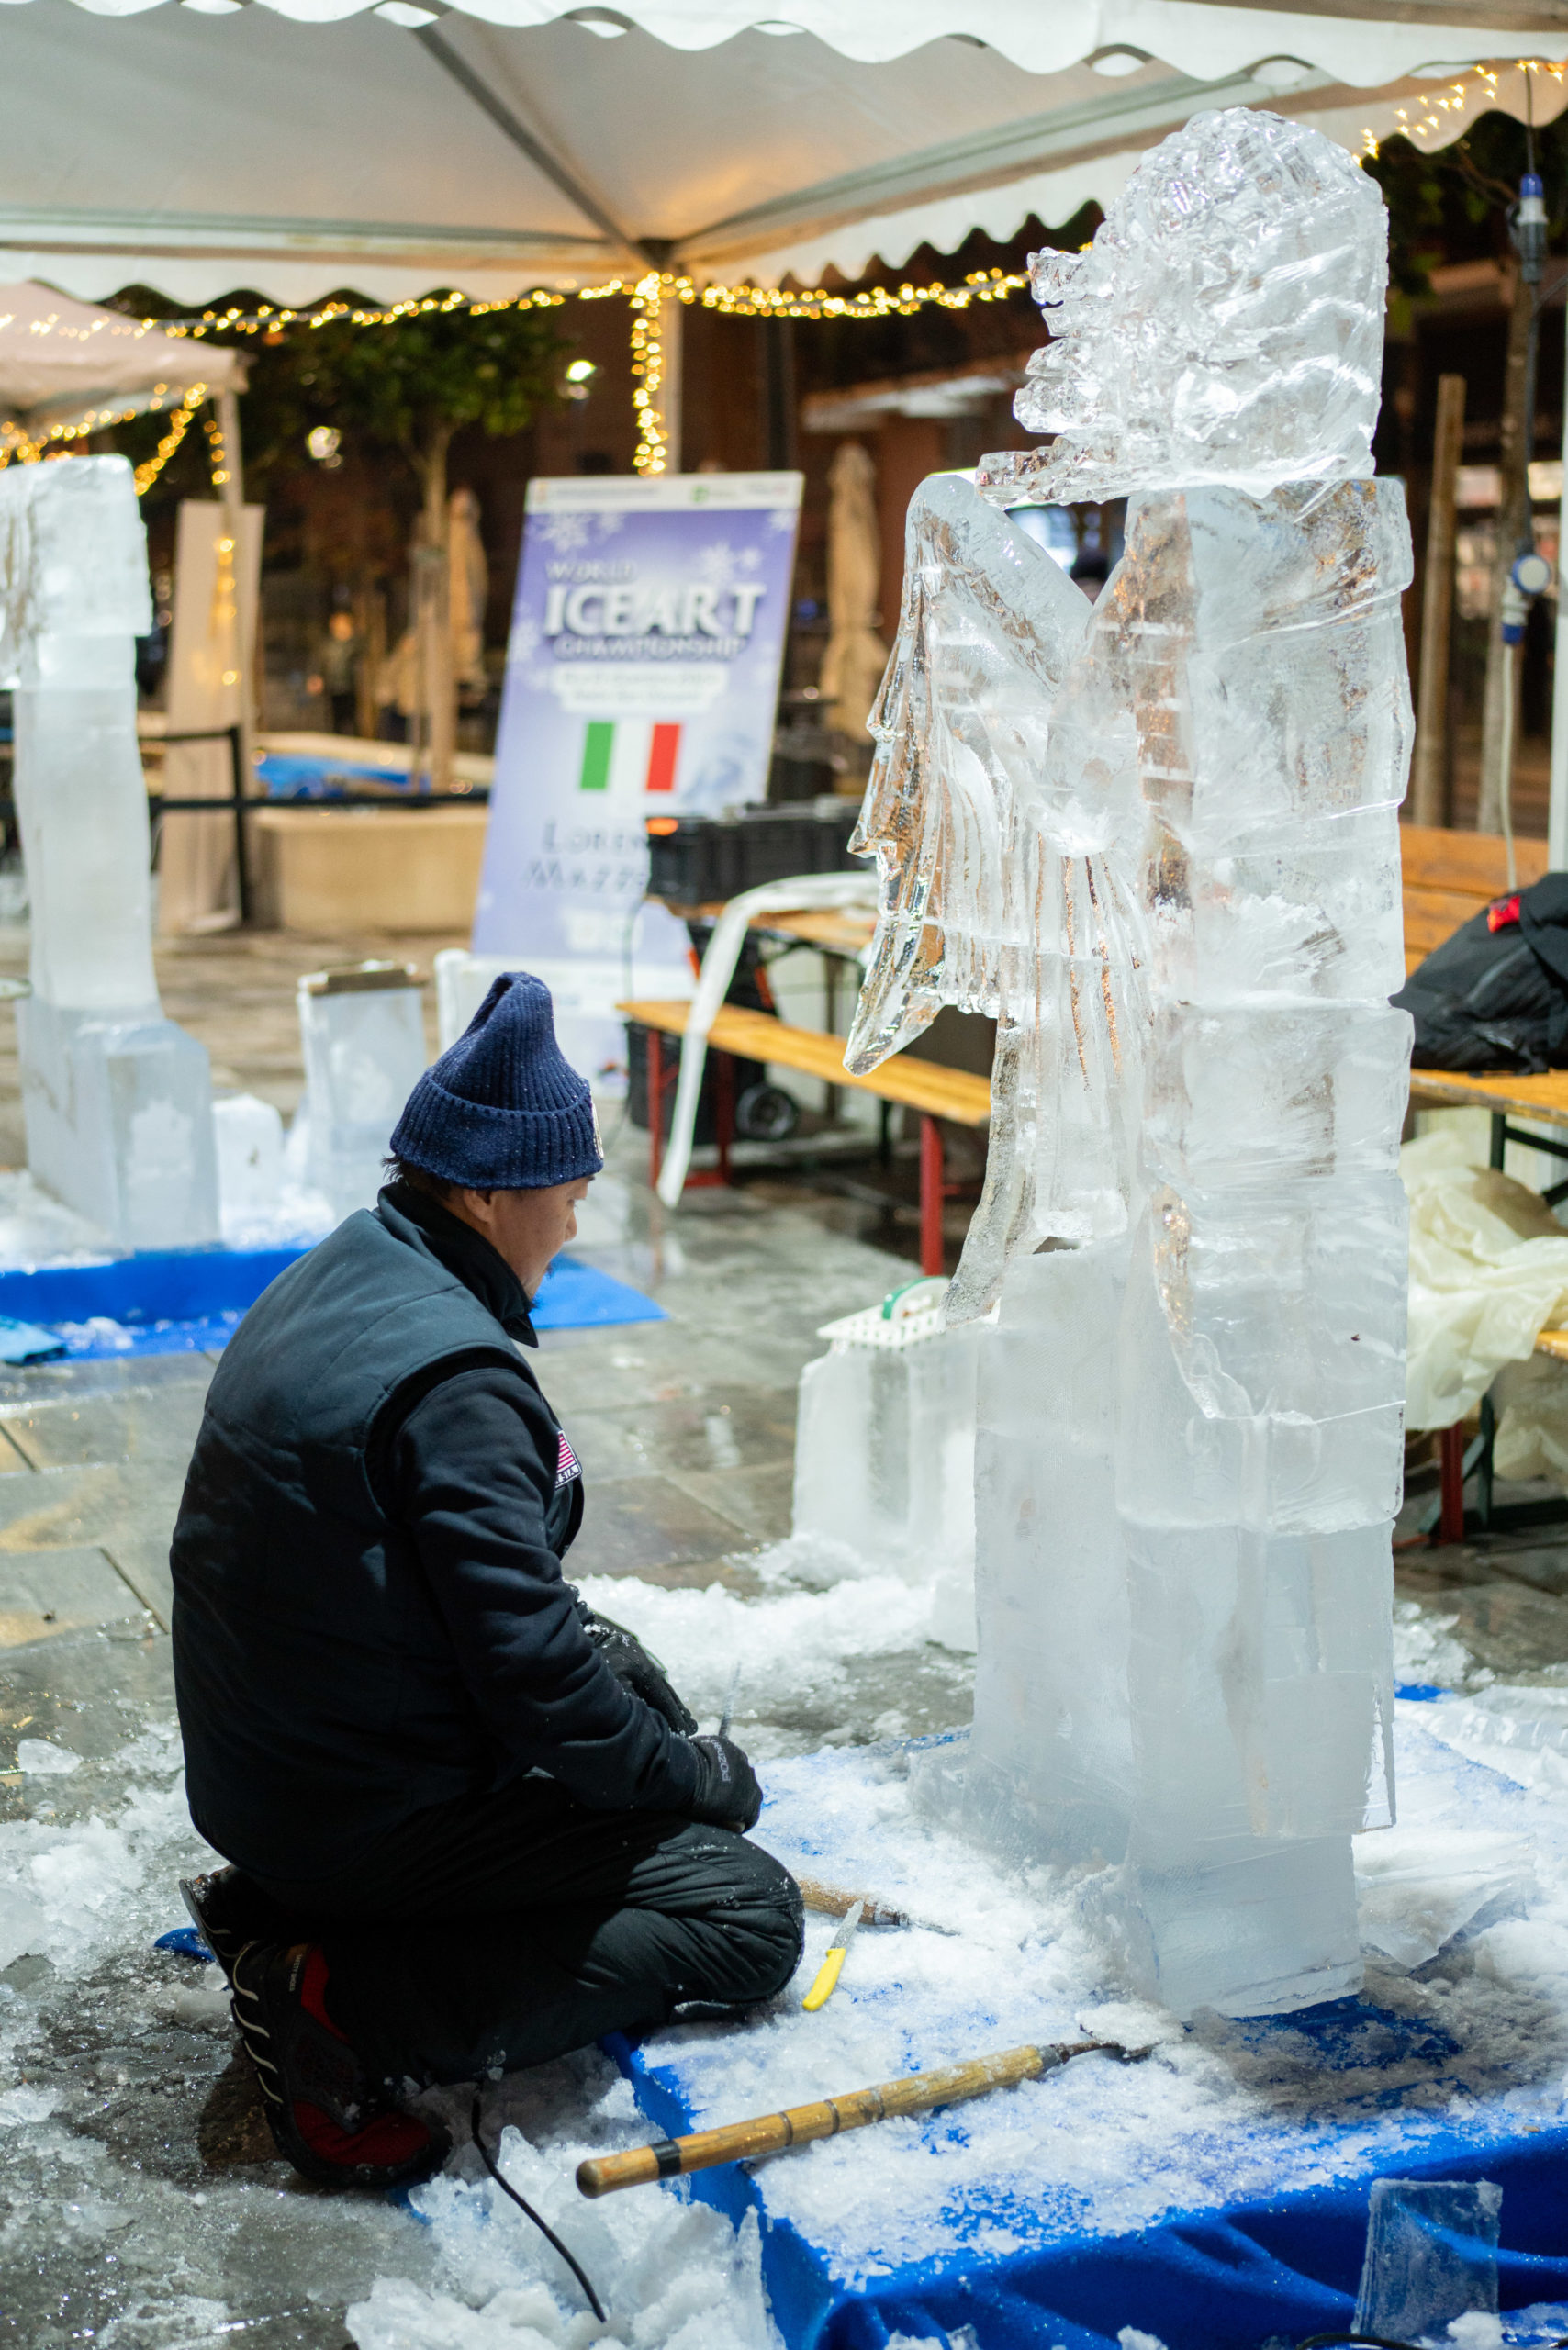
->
xmin=0 ymin=456 xmax=218 ymax=1251
xmin=297 ymin=963 xmax=429 ymax=1222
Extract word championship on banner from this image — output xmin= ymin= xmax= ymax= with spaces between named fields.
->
xmin=475 ymin=471 xmax=804 ymax=1080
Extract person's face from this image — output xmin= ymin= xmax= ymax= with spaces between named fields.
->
xmin=329 ymin=612 xmax=354 ymax=642
xmin=449 ymin=1177 xmax=592 ymax=1298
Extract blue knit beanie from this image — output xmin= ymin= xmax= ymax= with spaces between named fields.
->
xmin=390 ymin=971 xmax=603 ymax=1190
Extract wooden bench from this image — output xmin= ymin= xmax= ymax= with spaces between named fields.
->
xmin=1401 ymin=822 xmax=1549 ymax=971
xmin=618 ymin=997 xmax=991 ymax=1275
xmin=628 ymin=823 xmax=1553 ymax=1317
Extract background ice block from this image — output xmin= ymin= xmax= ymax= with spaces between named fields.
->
xmin=0 ymin=458 xmax=218 ymax=1252
xmin=297 ymin=969 xmax=429 ymax=1222
xmin=792 ymin=1295 xmax=981 ymax=1612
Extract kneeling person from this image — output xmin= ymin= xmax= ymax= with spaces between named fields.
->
xmin=170 ymin=974 xmax=801 ymax=2188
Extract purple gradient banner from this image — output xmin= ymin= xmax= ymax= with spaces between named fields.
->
xmin=475 ymin=472 xmax=802 ymax=1080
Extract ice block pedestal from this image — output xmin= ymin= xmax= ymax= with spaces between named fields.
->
xmin=0 ymin=457 xmax=218 ymax=1251
xmin=792 ymin=1282 xmax=983 ymax=1648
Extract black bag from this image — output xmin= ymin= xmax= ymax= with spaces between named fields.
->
xmin=1394 ymin=870 xmax=1568 ymax=1073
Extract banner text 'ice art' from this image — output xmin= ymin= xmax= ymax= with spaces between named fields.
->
xmin=475 ymin=472 xmax=803 ymax=1075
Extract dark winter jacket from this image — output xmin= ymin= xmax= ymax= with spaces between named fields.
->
xmin=1395 ymin=871 xmax=1568 ymax=1073
xmin=169 ymin=1181 xmax=704 ymax=1883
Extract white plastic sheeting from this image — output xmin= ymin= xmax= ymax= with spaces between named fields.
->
xmin=1404 ymin=1126 xmax=1568 ymax=1433
xmin=0 ymin=3 xmax=1564 ymax=303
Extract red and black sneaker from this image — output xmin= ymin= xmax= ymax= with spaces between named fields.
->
xmin=229 ymin=1940 xmax=447 ymax=2191
xmin=179 ymin=1867 xmax=295 ymax=1991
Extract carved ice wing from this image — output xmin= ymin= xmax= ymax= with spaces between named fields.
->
xmin=846 ymin=472 xmax=1090 ymax=1075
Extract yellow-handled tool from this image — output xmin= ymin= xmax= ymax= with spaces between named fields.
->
xmin=801 ymin=1900 xmax=862 ymax=2010
xmin=576 ymin=2037 xmax=1148 ymax=2199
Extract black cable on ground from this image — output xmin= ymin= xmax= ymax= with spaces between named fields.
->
xmin=469 ymin=2093 xmax=607 ymax=2324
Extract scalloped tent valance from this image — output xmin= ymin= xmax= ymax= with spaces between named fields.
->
xmin=1 ymin=0 xmax=1564 ymax=304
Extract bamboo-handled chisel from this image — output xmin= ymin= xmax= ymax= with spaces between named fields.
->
xmin=576 ymin=2038 xmax=1149 ymax=2198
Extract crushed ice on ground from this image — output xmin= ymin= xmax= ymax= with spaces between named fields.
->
xmin=0 ymin=1169 xmax=117 ymax=1271
xmin=6 ymin=1573 xmax=1568 ymax=2343
xmin=574 ymin=1563 xmax=936 ymax=1733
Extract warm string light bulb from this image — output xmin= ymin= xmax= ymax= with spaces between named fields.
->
xmin=132 ymin=386 xmax=207 ymax=496
xmin=1361 ymin=56 xmax=1558 ymax=161
xmin=118 ymin=264 xmax=1038 ymax=474
xmin=0 ymin=383 xmax=208 ymax=491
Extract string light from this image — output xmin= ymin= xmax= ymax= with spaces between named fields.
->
xmin=145 ymin=268 xmax=1031 ymax=344
xmin=132 ymin=385 xmax=207 ymax=497
xmin=0 ymin=381 xmax=207 ymax=490
xmin=136 ymin=267 xmax=1034 ymax=478
xmin=1361 ymin=57 xmax=1561 ymax=161
xmin=696 ymin=267 xmax=1031 ymax=319
xmin=203 ymin=406 xmax=230 ymax=490
xmin=630 ymin=270 xmax=669 ymax=474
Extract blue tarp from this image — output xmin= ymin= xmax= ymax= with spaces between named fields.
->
xmin=609 ymin=1727 xmax=1568 ymax=2350
xmin=0 ymin=1246 xmax=664 ymax=1359
xmin=255 ymin=753 xmax=427 ymax=800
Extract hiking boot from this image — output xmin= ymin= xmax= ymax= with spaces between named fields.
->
xmin=180 ymin=1867 xmax=294 ymax=1988
xmin=229 ymin=1940 xmax=446 ymax=2191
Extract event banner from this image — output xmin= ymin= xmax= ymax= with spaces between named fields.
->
xmin=474 ymin=471 xmax=803 ymax=1079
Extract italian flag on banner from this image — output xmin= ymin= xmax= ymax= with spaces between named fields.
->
xmin=577 ymin=718 xmax=681 ymax=797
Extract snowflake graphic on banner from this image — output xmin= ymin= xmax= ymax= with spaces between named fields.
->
xmin=536 ymin=512 xmax=593 ymax=553
xmin=740 ymin=547 xmax=762 ymax=571
xmin=769 ymin=509 xmax=797 ymax=532
xmin=595 ymin=513 xmax=624 ymax=539
xmin=508 ymin=616 xmax=542 ymax=661
xmin=696 ymin=541 xmax=741 ymax=586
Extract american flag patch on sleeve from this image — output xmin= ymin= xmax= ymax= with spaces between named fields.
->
xmin=555 ymin=1431 xmax=581 ymax=1490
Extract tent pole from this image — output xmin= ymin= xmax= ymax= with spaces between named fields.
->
xmin=658 ymin=290 xmax=683 ymax=474
xmin=216 ymin=386 xmax=256 ymax=919
xmin=1551 ymin=298 xmax=1568 ymax=868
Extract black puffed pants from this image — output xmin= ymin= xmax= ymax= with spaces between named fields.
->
xmin=249 ymin=1777 xmax=804 ymax=2089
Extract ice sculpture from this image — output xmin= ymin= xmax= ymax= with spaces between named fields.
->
xmin=979 ymin=106 xmax=1386 ymax=508
xmin=850 ymin=109 xmax=1412 ymax=2017
xmin=297 ymin=963 xmax=429 ymax=1222
xmin=0 ymin=457 xmax=218 ymax=1251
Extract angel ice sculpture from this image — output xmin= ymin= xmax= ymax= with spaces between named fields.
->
xmin=847 ymin=109 xmax=1414 ymax=2017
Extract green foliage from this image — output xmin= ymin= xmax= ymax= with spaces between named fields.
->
xmin=240 ymin=299 xmax=573 ymax=489
xmin=1364 ymin=106 xmax=1568 ymax=295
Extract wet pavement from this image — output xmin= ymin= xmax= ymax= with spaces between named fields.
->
xmin=0 ymin=1095 xmax=974 ymax=2343
xmin=0 ymin=932 xmax=1563 ymax=2343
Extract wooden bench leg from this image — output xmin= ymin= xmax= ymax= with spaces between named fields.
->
xmin=1439 ymin=1423 xmax=1465 ymax=1545
xmin=919 ymin=1114 xmax=945 ymax=1278
xmin=647 ymin=1029 xmax=665 ymax=1192
xmin=714 ymin=1048 xmax=734 ymax=1186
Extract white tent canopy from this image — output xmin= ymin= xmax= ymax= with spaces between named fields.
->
xmin=2 ymin=0 xmax=1567 ymax=305
xmin=0 ymin=279 xmax=241 ymax=440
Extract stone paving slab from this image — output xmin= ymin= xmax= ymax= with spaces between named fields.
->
xmin=0 ymin=1548 xmax=150 ymax=1650
xmin=1 ymin=1387 xmax=211 ymax=1472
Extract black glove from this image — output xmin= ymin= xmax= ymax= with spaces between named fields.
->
xmin=582 ymin=1609 xmax=699 ymax=1736
xmin=684 ymin=1734 xmax=763 ymax=1833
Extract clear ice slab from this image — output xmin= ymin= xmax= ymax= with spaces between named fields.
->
xmin=297 ymin=967 xmax=429 ymax=1222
